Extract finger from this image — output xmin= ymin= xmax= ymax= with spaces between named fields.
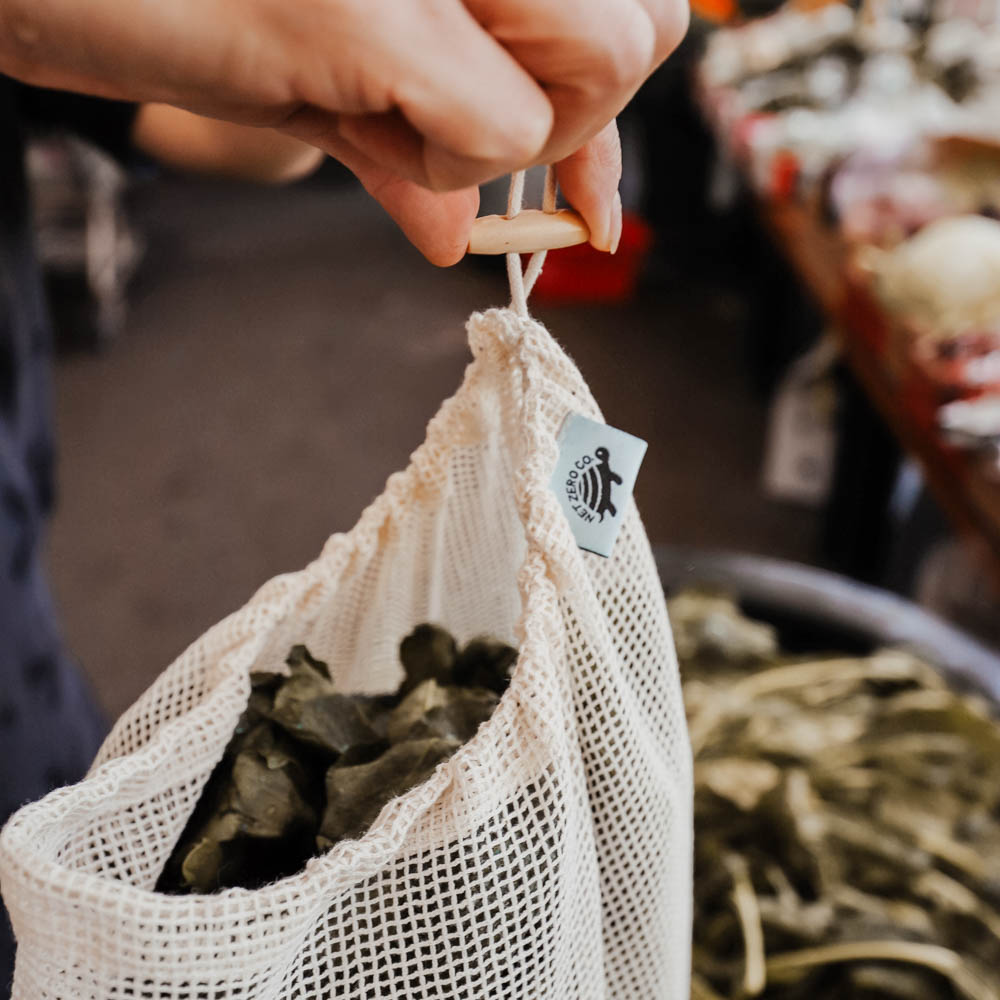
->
xmin=637 ymin=0 xmax=692 ymax=63
xmin=369 ymin=177 xmax=480 ymax=267
xmin=336 ymin=111 xmax=428 ymax=185
xmin=387 ymin=0 xmax=554 ymax=188
xmin=337 ymin=111 xmax=518 ymax=193
xmin=281 ymin=105 xmax=430 ymax=188
xmin=465 ymin=0 xmax=655 ymax=164
xmin=283 ymin=0 xmax=554 ymax=191
xmin=555 ymin=120 xmax=622 ymax=252
xmin=291 ymin=102 xmax=535 ymax=199
xmin=279 ymin=110 xmax=478 ymax=265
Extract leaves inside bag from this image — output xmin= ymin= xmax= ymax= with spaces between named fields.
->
xmin=156 ymin=625 xmax=515 ymax=893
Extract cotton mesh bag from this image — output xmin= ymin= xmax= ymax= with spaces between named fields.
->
xmin=0 ymin=173 xmax=693 ymax=1000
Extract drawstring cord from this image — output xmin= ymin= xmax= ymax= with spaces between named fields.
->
xmin=506 ymin=167 xmax=557 ymax=317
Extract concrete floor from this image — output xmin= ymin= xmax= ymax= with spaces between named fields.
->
xmin=48 ymin=173 xmax=820 ymax=720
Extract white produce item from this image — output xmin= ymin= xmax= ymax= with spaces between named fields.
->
xmin=864 ymin=215 xmax=1000 ymax=334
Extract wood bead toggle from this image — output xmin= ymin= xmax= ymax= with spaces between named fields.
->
xmin=467 ymin=209 xmax=590 ymax=255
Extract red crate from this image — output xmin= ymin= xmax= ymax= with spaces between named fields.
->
xmin=529 ymin=213 xmax=654 ymax=305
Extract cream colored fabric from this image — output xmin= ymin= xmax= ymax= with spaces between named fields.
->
xmin=0 ymin=305 xmax=692 ymax=1000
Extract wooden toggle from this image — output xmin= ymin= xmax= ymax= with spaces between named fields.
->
xmin=468 ymin=208 xmax=590 ymax=255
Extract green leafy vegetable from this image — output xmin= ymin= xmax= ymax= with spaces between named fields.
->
xmin=679 ymin=588 xmax=1000 ymax=1000
xmin=399 ymin=624 xmax=458 ymax=693
xmin=452 ymin=637 xmax=518 ymax=694
xmin=318 ymin=737 xmax=460 ymax=847
xmin=157 ymin=625 xmax=515 ymax=894
xmin=387 ymin=679 xmax=499 ymax=744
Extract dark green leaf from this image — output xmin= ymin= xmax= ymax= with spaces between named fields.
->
xmin=249 ymin=670 xmax=285 ymax=693
xmin=285 ymin=644 xmax=332 ymax=680
xmin=399 ymin=625 xmax=457 ymax=694
xmin=318 ymin=737 xmax=459 ymax=846
xmin=270 ymin=692 xmax=383 ymax=758
xmin=453 ymin=637 xmax=518 ymax=694
xmin=226 ymin=744 xmax=316 ymax=839
xmin=179 ymin=837 xmax=224 ymax=894
xmin=388 ymin=679 xmax=499 ymax=744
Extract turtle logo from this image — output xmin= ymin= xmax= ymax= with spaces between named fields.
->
xmin=564 ymin=446 xmax=623 ymax=524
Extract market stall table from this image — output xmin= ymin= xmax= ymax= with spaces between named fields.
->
xmin=762 ymin=198 xmax=1000 ymax=594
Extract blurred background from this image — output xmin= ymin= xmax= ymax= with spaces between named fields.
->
xmin=32 ymin=0 xmax=1000 ymax=721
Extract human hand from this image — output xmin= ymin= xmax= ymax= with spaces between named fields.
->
xmin=1 ymin=0 xmax=688 ymax=263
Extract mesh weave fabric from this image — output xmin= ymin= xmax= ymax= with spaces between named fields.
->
xmin=0 ymin=307 xmax=693 ymax=999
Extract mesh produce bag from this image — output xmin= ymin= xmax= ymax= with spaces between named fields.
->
xmin=0 ymin=181 xmax=693 ymax=1000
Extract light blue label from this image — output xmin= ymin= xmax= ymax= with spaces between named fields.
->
xmin=550 ymin=413 xmax=647 ymax=557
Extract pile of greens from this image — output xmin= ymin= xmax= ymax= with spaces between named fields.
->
xmin=675 ymin=590 xmax=1000 ymax=1000
xmin=157 ymin=625 xmax=516 ymax=894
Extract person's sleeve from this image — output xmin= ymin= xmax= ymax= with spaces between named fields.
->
xmin=10 ymin=78 xmax=138 ymax=163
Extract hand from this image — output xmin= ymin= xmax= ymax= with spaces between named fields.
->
xmin=1 ymin=0 xmax=688 ymax=263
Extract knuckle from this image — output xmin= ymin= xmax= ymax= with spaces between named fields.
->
xmin=424 ymin=155 xmax=497 ymax=193
xmin=424 ymin=168 xmax=468 ymax=194
xmin=590 ymin=7 xmax=657 ymax=95
xmin=503 ymin=102 xmax=555 ymax=163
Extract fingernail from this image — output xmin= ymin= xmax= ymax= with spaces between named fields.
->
xmin=609 ymin=191 xmax=623 ymax=254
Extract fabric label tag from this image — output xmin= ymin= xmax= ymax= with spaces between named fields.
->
xmin=550 ymin=413 xmax=647 ymax=557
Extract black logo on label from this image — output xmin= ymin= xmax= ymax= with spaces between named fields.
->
xmin=564 ymin=446 xmax=623 ymax=523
